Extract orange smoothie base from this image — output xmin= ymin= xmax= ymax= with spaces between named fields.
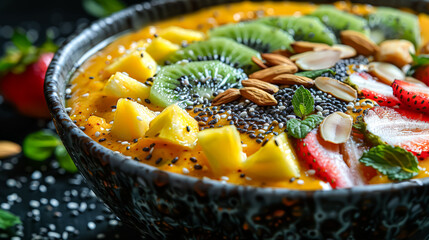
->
xmin=67 ymin=1 xmax=429 ymax=190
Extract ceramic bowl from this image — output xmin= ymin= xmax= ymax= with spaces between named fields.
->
xmin=45 ymin=1 xmax=429 ymax=239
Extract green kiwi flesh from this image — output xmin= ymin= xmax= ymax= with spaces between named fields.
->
xmin=209 ymin=22 xmax=294 ymax=53
xmin=166 ymin=37 xmax=261 ymax=74
xmin=254 ymin=16 xmax=337 ymax=45
xmin=149 ymin=61 xmax=247 ymax=108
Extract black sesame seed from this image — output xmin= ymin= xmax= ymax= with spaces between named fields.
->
xmin=155 ymin=158 xmax=162 ymax=164
xmin=190 ymin=157 xmax=197 ymax=163
xmin=171 ymin=157 xmax=179 ymax=164
xmin=145 ymin=154 xmax=152 ymax=160
xmin=145 ymin=99 xmax=151 ymax=104
xmin=143 ymin=147 xmax=150 ymax=152
xmin=194 ymin=164 xmax=202 ymax=170
xmin=186 ymin=126 xmax=191 ymax=132
xmin=98 ymin=138 xmax=106 ymax=142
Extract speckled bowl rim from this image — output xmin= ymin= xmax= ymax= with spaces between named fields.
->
xmin=45 ymin=0 xmax=429 ymax=200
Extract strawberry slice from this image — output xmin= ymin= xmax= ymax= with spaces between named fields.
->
xmin=296 ymin=129 xmax=358 ymax=188
xmin=347 ymin=72 xmax=401 ymax=107
xmin=392 ymin=80 xmax=429 ymax=113
xmin=363 ymin=106 xmax=429 ymax=160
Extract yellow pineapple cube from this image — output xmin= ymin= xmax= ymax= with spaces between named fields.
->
xmin=103 ymin=72 xmax=150 ymax=100
xmin=197 ymin=125 xmax=243 ymax=176
xmin=146 ymin=37 xmax=180 ymax=62
xmin=158 ymin=26 xmax=205 ymax=44
xmin=145 ymin=104 xmax=198 ymax=148
xmin=111 ymin=98 xmax=156 ymax=140
xmin=106 ymin=50 xmax=157 ymax=82
xmin=243 ymin=133 xmax=300 ymax=180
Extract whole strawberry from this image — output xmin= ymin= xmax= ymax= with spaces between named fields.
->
xmin=414 ymin=65 xmax=429 ymax=86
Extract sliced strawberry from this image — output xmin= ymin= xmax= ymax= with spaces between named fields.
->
xmin=414 ymin=65 xmax=429 ymax=86
xmin=363 ymin=106 xmax=429 ymax=160
xmin=392 ymin=80 xmax=429 ymax=113
xmin=347 ymin=72 xmax=401 ymax=107
xmin=296 ymin=129 xmax=358 ymax=189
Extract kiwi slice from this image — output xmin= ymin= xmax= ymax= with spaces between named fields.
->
xmin=167 ymin=37 xmax=260 ymax=74
xmin=209 ymin=22 xmax=294 ymax=53
xmin=367 ymin=7 xmax=421 ymax=47
xmin=254 ymin=16 xmax=337 ymax=45
xmin=311 ymin=5 xmax=370 ymax=37
xmin=149 ymin=60 xmax=247 ymax=108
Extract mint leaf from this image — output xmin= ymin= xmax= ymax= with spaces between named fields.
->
xmin=82 ymin=0 xmax=126 ymax=18
xmin=23 ymin=130 xmax=60 ymax=161
xmin=55 ymin=144 xmax=78 ymax=173
xmin=408 ymin=54 xmax=429 ymax=76
xmin=11 ymin=30 xmax=32 ymax=53
xmin=359 ymin=145 xmax=419 ymax=181
xmin=287 ymin=114 xmax=324 ymax=139
xmin=292 ymin=86 xmax=314 ymax=118
xmin=295 ymin=69 xmax=335 ymax=79
xmin=0 ymin=209 xmax=21 ymax=230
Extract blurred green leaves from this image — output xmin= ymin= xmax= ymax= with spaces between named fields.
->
xmin=83 ymin=0 xmax=126 ymax=18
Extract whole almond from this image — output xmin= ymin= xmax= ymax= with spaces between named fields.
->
xmin=291 ymin=41 xmax=331 ymax=53
xmin=340 ymin=30 xmax=379 ymax=56
xmin=249 ymin=64 xmax=298 ymax=81
xmin=212 ymin=88 xmax=241 ymax=106
xmin=0 ymin=141 xmax=22 ymax=159
xmin=271 ymin=49 xmax=293 ymax=57
xmin=251 ymin=56 xmax=268 ymax=69
xmin=269 ymin=74 xmax=314 ymax=87
xmin=240 ymin=87 xmax=277 ymax=106
xmin=261 ymin=53 xmax=295 ymax=66
xmin=242 ymin=79 xmax=279 ymax=94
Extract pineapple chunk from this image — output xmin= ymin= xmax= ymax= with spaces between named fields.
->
xmin=111 ymin=98 xmax=156 ymax=140
xmin=106 ymin=49 xmax=157 ymax=82
xmin=103 ymin=72 xmax=150 ymax=100
xmin=158 ymin=26 xmax=205 ymax=44
xmin=243 ymin=133 xmax=300 ymax=180
xmin=146 ymin=37 xmax=180 ymax=62
xmin=145 ymin=104 xmax=198 ymax=148
xmin=197 ymin=125 xmax=243 ymax=176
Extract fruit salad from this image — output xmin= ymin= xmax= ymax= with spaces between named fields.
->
xmin=66 ymin=1 xmax=429 ymax=190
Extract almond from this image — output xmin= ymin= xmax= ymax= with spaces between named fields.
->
xmin=368 ymin=62 xmax=405 ymax=85
xmin=249 ymin=64 xmax=298 ymax=81
xmin=314 ymin=77 xmax=357 ymax=102
xmin=0 ymin=141 xmax=22 ymax=159
xmin=405 ymin=76 xmax=427 ymax=87
xmin=261 ymin=53 xmax=295 ymax=66
xmin=331 ymin=44 xmax=357 ymax=59
xmin=268 ymin=74 xmax=314 ymax=87
xmin=271 ymin=49 xmax=293 ymax=57
xmin=375 ymin=39 xmax=415 ymax=68
xmin=320 ymin=112 xmax=353 ymax=144
xmin=340 ymin=30 xmax=379 ymax=56
xmin=420 ymin=41 xmax=429 ymax=54
xmin=240 ymin=87 xmax=277 ymax=106
xmin=251 ymin=56 xmax=268 ymax=69
xmin=291 ymin=41 xmax=331 ymax=53
xmin=289 ymin=51 xmax=314 ymax=62
xmin=242 ymin=79 xmax=279 ymax=94
xmin=295 ymin=50 xmax=341 ymax=71
xmin=211 ymin=88 xmax=241 ymax=106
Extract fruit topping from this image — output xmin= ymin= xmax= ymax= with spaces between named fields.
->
xmin=295 ymin=50 xmax=341 ymax=71
xmin=375 ymin=40 xmax=415 ymax=68
xmin=367 ymin=62 xmax=405 ymax=85
xmin=211 ymin=88 xmax=241 ymax=106
xmin=146 ymin=104 xmax=199 ymax=148
xmin=331 ymin=44 xmax=357 ymax=59
xmin=249 ymin=64 xmax=298 ymax=81
xmin=290 ymin=41 xmax=331 ymax=53
xmin=103 ymin=72 xmax=150 ymax=100
xmin=314 ymin=77 xmax=357 ymax=102
xmin=197 ymin=125 xmax=244 ymax=176
xmin=260 ymin=53 xmax=295 ymax=67
xmin=146 ymin=36 xmax=180 ymax=63
xmin=392 ymin=80 xmax=429 ymax=113
xmin=149 ymin=60 xmax=246 ymax=107
xmin=111 ymin=98 xmax=156 ymax=140
xmin=340 ymin=30 xmax=379 ymax=56
xmin=157 ymin=26 xmax=205 ymax=44
xmin=241 ymin=79 xmax=279 ymax=94
xmin=269 ymin=74 xmax=314 ymax=87
xmin=319 ymin=112 xmax=353 ymax=144
xmin=240 ymin=87 xmax=278 ymax=106
xmin=243 ymin=133 xmax=300 ymax=180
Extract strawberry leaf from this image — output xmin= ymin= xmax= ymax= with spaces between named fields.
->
xmin=287 ymin=114 xmax=324 ymax=139
xmin=23 ymin=130 xmax=60 ymax=161
xmin=292 ymin=86 xmax=314 ymax=118
xmin=82 ymin=0 xmax=126 ymax=18
xmin=359 ymin=145 xmax=419 ymax=181
xmin=295 ymin=69 xmax=335 ymax=79
xmin=0 ymin=209 xmax=21 ymax=230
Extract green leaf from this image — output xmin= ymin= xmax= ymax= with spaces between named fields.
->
xmin=287 ymin=114 xmax=324 ymax=139
xmin=292 ymin=86 xmax=314 ymax=118
xmin=55 ymin=144 xmax=78 ymax=173
xmin=408 ymin=54 xmax=429 ymax=76
xmin=82 ymin=0 xmax=126 ymax=18
xmin=11 ymin=30 xmax=32 ymax=53
xmin=359 ymin=145 xmax=419 ymax=181
xmin=23 ymin=130 xmax=60 ymax=161
xmin=295 ymin=69 xmax=335 ymax=79
xmin=0 ymin=209 xmax=21 ymax=230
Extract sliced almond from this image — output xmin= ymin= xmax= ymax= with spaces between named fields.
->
xmin=289 ymin=51 xmax=314 ymax=62
xmin=340 ymin=30 xmax=379 ymax=56
xmin=0 ymin=141 xmax=22 ymax=159
xmin=240 ymin=87 xmax=277 ymax=106
xmin=331 ymin=44 xmax=357 ymax=59
xmin=291 ymin=41 xmax=331 ymax=53
xmin=368 ymin=62 xmax=405 ymax=85
xmin=212 ymin=88 xmax=241 ymax=106
xmin=295 ymin=50 xmax=341 ymax=71
xmin=269 ymin=74 xmax=314 ymax=87
xmin=314 ymin=77 xmax=357 ymax=102
xmin=375 ymin=39 xmax=415 ymax=68
xmin=242 ymin=79 xmax=279 ymax=94
xmin=405 ymin=76 xmax=427 ymax=87
xmin=249 ymin=64 xmax=298 ymax=81
xmin=320 ymin=112 xmax=353 ymax=144
xmin=251 ymin=56 xmax=268 ymax=69
xmin=261 ymin=53 xmax=295 ymax=66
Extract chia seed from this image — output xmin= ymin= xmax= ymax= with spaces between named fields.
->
xmin=320 ymin=55 xmax=369 ymax=81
